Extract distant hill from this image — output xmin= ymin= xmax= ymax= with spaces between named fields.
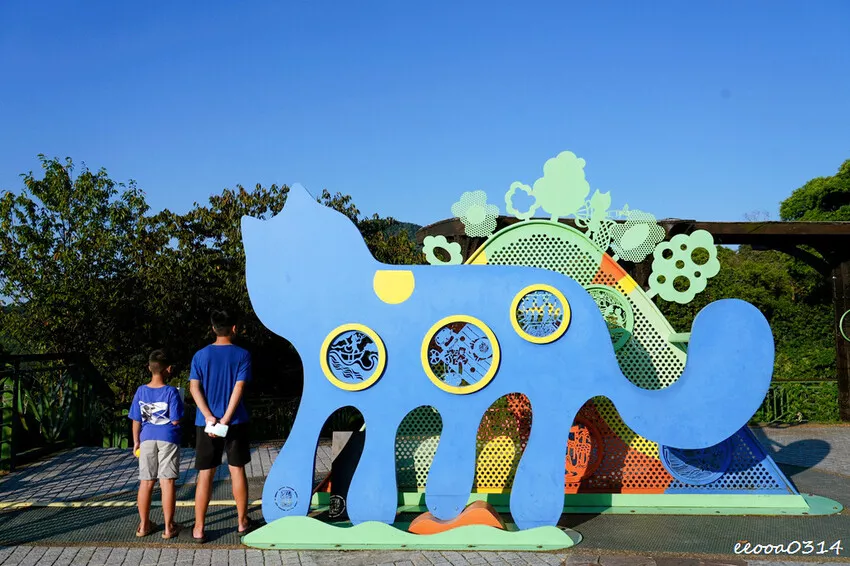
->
xmin=384 ymin=221 xmax=422 ymax=241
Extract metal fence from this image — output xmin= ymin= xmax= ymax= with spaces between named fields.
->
xmin=0 ymin=354 xmax=118 ymax=471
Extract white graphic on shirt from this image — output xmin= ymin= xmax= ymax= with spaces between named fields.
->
xmin=139 ymin=401 xmax=170 ymax=425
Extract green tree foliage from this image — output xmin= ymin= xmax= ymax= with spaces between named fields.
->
xmin=658 ymin=246 xmax=834 ymax=381
xmin=780 ymin=159 xmax=850 ymax=221
xmin=659 ymin=158 xmax=850 ymax=383
xmin=0 ymin=157 xmax=423 ymax=403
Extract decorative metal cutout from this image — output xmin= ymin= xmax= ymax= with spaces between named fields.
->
xmin=608 ymin=208 xmax=666 ymax=263
xmin=422 ymin=315 xmax=500 ymax=394
xmin=451 ymin=190 xmax=500 ymax=238
xmin=648 ymin=230 xmax=721 ymax=304
xmin=505 ymin=151 xmax=591 ymax=221
xmin=320 ymin=324 xmax=387 ymax=391
xmin=586 ymin=285 xmax=634 ymax=351
xmin=660 ymin=440 xmax=733 ymax=486
xmin=840 ymin=309 xmax=850 ymax=342
xmin=510 ymin=284 xmax=570 ymax=344
xmin=565 ymin=417 xmax=602 ymax=482
xmin=423 ymin=235 xmax=463 ymax=265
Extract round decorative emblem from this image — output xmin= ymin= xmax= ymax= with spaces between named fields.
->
xmin=510 ymin=284 xmax=571 ymax=344
xmin=422 ymin=315 xmax=500 ymax=394
xmin=320 ymin=324 xmax=387 ymax=391
xmin=840 ymin=309 xmax=850 ymax=342
xmin=660 ymin=440 xmax=732 ymax=486
xmin=586 ymin=285 xmax=635 ymax=351
xmin=328 ymin=494 xmax=346 ymax=518
xmin=565 ymin=417 xmax=602 ymax=482
xmin=274 ymin=486 xmax=298 ymax=511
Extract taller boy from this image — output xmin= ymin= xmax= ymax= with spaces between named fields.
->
xmin=190 ymin=310 xmax=253 ymax=540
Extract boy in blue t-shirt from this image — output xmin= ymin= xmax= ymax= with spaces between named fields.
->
xmin=128 ymin=349 xmax=184 ymax=539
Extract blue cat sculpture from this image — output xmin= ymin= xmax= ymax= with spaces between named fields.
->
xmin=241 ymin=184 xmax=774 ymax=530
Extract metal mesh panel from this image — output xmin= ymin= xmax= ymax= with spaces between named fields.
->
xmin=474 ymin=394 xmax=531 ymax=491
xmin=486 ymin=227 xmax=686 ymax=390
xmin=665 ymin=429 xmax=790 ymax=494
xmin=487 ymin=233 xmax=600 ymax=286
xmin=395 ymin=406 xmax=442 ymax=490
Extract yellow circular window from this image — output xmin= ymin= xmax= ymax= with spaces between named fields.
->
xmin=510 ymin=284 xmax=571 ymax=344
xmin=320 ymin=323 xmax=387 ymax=391
xmin=421 ymin=315 xmax=500 ymax=395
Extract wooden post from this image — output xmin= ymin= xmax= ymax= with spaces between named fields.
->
xmin=832 ymin=258 xmax=850 ymax=422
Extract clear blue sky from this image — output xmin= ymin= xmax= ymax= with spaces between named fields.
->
xmin=1 ymin=1 xmax=848 ymax=227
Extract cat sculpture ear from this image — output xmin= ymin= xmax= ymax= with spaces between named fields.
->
xmin=241 ymin=182 xmax=377 ymax=348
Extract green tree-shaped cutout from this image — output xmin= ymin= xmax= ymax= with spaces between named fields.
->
xmin=505 ymin=151 xmax=591 ymax=221
xmin=647 ymin=230 xmax=720 ymax=304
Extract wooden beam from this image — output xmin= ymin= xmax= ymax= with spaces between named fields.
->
xmin=416 ymin=218 xmax=850 ymax=249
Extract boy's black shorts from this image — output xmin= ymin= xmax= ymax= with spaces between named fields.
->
xmin=194 ymin=423 xmax=251 ymax=470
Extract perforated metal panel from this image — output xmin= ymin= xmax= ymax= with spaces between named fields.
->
xmin=395 ymin=406 xmax=442 ymax=490
xmin=484 ymin=222 xmax=686 ymax=390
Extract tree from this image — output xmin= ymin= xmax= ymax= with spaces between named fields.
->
xmin=780 ymin=159 xmax=850 ymax=221
xmin=0 ymin=156 xmax=166 ymax=398
xmin=1 ymin=156 xmax=424 ymax=404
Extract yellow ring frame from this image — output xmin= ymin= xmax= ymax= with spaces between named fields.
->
xmin=421 ymin=314 xmax=501 ymax=395
xmin=510 ymin=284 xmax=571 ymax=344
xmin=320 ymin=323 xmax=387 ymax=391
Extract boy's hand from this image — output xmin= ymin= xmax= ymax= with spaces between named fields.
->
xmin=133 ymin=442 xmax=140 ymax=453
xmin=206 ymin=417 xmax=219 ymax=438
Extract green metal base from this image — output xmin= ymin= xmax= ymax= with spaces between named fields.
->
xmin=309 ymin=492 xmax=842 ymax=516
xmin=242 ymin=516 xmax=581 ymax=551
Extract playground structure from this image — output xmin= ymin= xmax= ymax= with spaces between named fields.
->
xmin=239 ymin=151 xmax=841 ymax=551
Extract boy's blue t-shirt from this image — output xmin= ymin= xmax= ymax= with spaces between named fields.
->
xmin=128 ymin=384 xmax=184 ymax=445
xmin=189 ymin=344 xmax=252 ymax=427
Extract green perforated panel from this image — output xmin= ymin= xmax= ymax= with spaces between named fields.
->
xmin=479 ymin=221 xmax=686 ymax=390
xmin=395 ymin=406 xmax=442 ymax=490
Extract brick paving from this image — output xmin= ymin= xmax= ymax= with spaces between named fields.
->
xmin=1 ymin=426 xmax=849 ymax=564
xmin=2 ymin=547 xmax=848 ymax=566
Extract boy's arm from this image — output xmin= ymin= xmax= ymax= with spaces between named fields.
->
xmin=170 ymin=388 xmax=184 ymax=426
xmin=132 ymin=421 xmax=141 ymax=451
xmin=189 ymin=355 xmax=216 ymax=424
xmin=190 ymin=380 xmax=216 ymax=423
xmin=219 ymin=381 xmax=246 ymax=426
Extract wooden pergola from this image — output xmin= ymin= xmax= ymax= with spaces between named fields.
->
xmin=416 ymin=218 xmax=850 ymax=422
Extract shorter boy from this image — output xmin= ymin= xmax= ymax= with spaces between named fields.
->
xmin=129 ymin=349 xmax=184 ymax=539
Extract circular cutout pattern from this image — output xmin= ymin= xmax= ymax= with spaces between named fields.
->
xmin=320 ymin=324 xmax=387 ymax=391
xmin=274 ymin=486 xmax=298 ymax=511
xmin=422 ymin=315 xmax=500 ymax=394
xmin=660 ymin=440 xmax=732 ymax=486
xmin=586 ymin=285 xmax=635 ymax=351
xmin=565 ymin=417 xmax=603 ymax=482
xmin=510 ymin=284 xmax=571 ymax=344
xmin=840 ymin=309 xmax=850 ymax=342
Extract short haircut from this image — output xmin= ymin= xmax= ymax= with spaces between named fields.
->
xmin=149 ymin=349 xmax=169 ymax=374
xmin=211 ymin=309 xmax=237 ymax=336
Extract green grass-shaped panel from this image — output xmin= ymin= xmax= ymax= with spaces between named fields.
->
xmin=242 ymin=516 xmax=581 ymax=551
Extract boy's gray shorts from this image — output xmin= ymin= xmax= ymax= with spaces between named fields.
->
xmin=139 ymin=441 xmax=180 ymax=481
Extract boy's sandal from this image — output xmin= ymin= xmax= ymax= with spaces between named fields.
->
xmin=136 ymin=523 xmax=157 ymax=538
xmin=162 ymin=522 xmax=182 ymax=540
xmin=237 ymin=518 xmax=260 ymax=535
xmin=191 ymin=531 xmax=206 ymax=544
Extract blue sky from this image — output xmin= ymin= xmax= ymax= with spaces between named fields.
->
xmin=1 ymin=1 xmax=848 ymax=227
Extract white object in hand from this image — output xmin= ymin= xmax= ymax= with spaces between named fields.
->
xmin=204 ymin=422 xmax=229 ymax=437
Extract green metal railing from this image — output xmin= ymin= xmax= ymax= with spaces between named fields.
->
xmin=0 ymin=353 xmax=118 ymax=471
xmin=751 ymin=380 xmax=839 ymax=424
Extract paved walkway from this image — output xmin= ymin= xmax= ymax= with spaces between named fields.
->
xmin=0 ymin=443 xmax=332 ymax=504
xmin=1 ymin=426 xmax=849 ymax=565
